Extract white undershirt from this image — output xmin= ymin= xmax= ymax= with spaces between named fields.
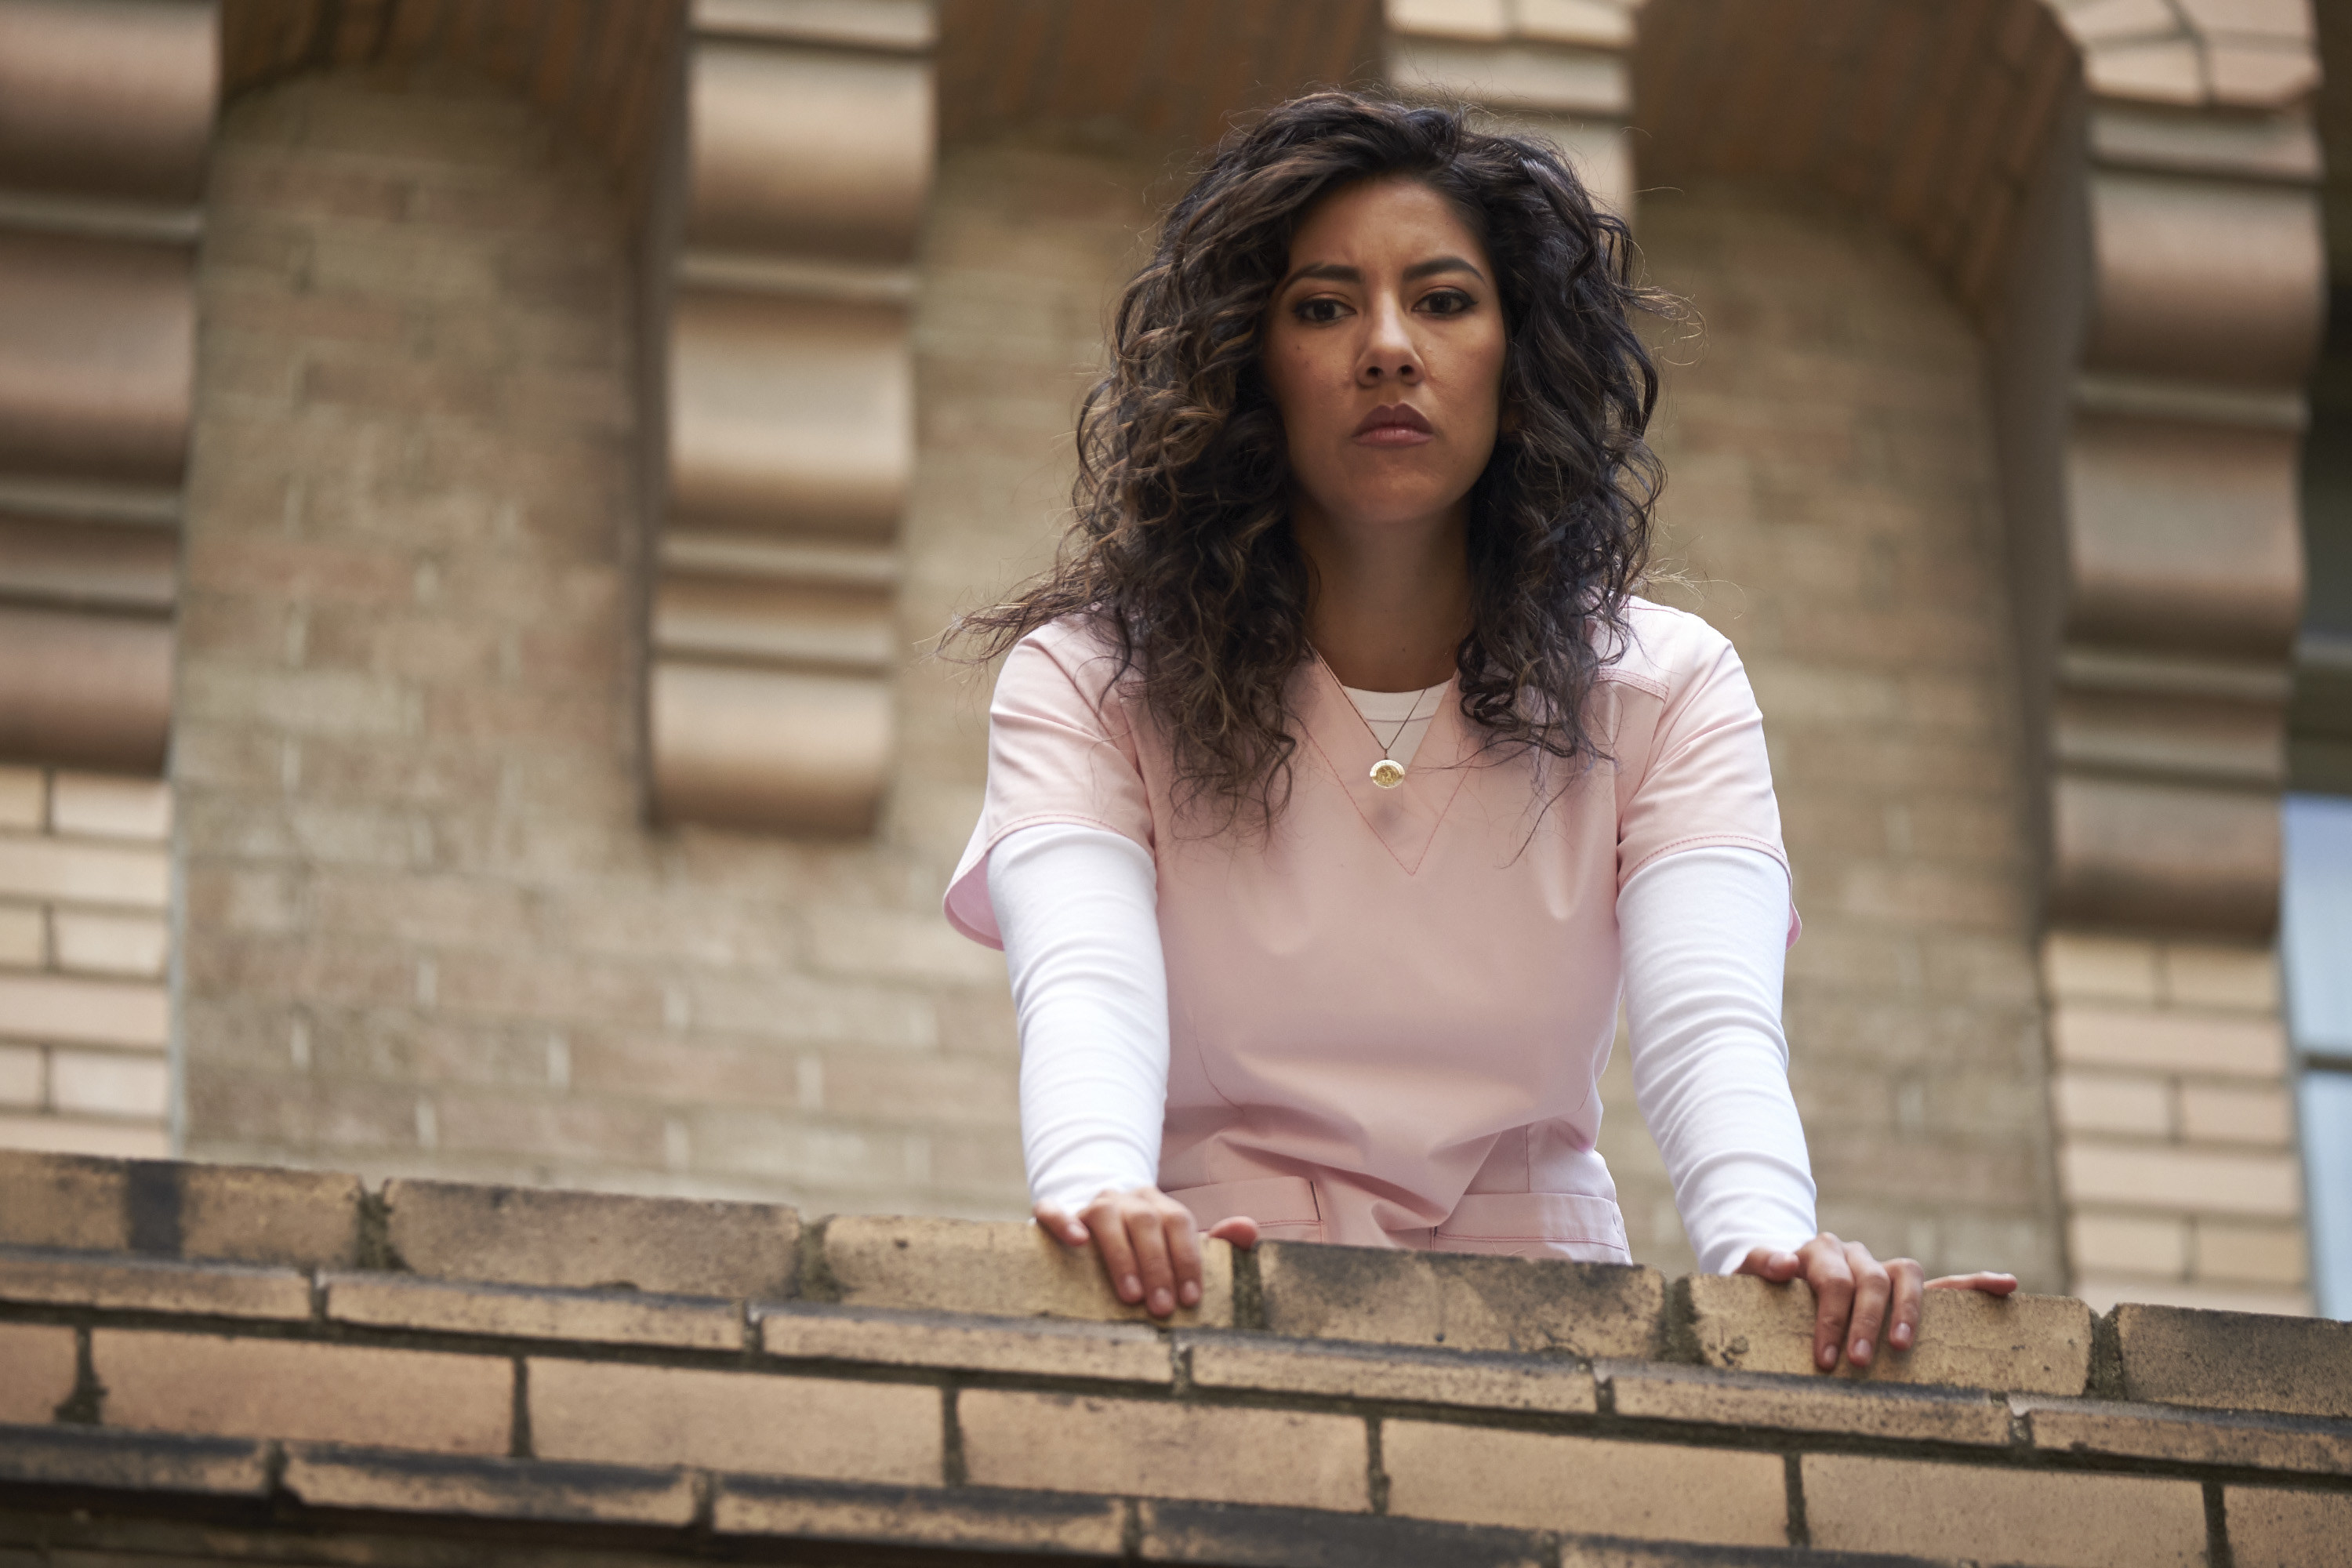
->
xmin=1338 ymin=681 xmax=1446 ymax=769
xmin=986 ymin=817 xmax=1818 ymax=1274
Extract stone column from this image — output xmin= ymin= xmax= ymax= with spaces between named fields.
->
xmin=647 ymin=0 xmax=935 ymax=836
xmin=1998 ymin=2 xmax=2324 ymax=1312
xmin=1382 ymin=0 xmax=1639 ymax=217
xmin=0 ymin=0 xmax=214 ymax=1156
xmin=0 ymin=0 xmax=214 ymax=773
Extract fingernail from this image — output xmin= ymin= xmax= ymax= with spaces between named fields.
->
xmin=1179 ymin=1281 xmax=1200 ymax=1305
xmin=1149 ymin=1289 xmax=1172 ymax=1315
xmin=1852 ymin=1338 xmax=1871 ymax=1364
xmin=1121 ymin=1274 xmax=1142 ymax=1300
xmin=1819 ymin=1343 xmax=1836 ymax=1369
xmin=1892 ymin=1324 xmax=1912 ymax=1348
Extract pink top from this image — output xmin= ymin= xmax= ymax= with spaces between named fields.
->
xmin=946 ymin=600 xmax=1795 ymax=1263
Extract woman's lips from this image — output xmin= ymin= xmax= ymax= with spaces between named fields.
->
xmin=1352 ymin=403 xmax=1434 ymax=447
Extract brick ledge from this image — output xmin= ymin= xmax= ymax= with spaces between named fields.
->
xmin=3 ymin=1149 xmax=2348 ymax=1563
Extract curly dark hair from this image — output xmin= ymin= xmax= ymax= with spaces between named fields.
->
xmin=949 ymin=90 xmax=1674 ymax=830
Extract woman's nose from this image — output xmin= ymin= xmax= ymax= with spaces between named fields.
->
xmin=1358 ymin=300 xmax=1421 ymax=383
xmin=1364 ymin=324 xmax=1411 ymax=383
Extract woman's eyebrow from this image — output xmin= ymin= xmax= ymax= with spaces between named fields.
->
xmin=1278 ymin=256 xmax=1487 ymax=291
xmin=1281 ymin=261 xmax=1359 ymax=288
xmin=1403 ymin=254 xmax=1485 ymax=282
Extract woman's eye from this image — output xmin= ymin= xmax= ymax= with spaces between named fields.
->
xmin=1419 ymin=289 xmax=1474 ymax=316
xmin=1294 ymin=296 xmax=1348 ymax=324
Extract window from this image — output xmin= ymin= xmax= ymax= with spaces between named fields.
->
xmin=2284 ymin=793 xmax=2352 ymax=1319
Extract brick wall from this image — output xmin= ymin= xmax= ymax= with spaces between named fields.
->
xmin=1 ymin=1149 xmax=2346 ymax=1566
xmin=2045 ymin=933 xmax=2309 ymax=1315
xmin=172 ymin=66 xmax=1156 ymax=1216
xmin=0 ymin=768 xmax=173 ymax=1157
xmin=1596 ymin=185 xmax=2063 ymax=1290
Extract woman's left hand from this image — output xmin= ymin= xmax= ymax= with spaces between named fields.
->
xmin=1736 ymin=1232 xmax=2017 ymax=1370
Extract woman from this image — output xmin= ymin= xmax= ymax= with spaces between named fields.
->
xmin=944 ymin=93 xmax=2013 ymax=1372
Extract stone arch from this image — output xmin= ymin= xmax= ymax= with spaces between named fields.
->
xmin=216 ymin=0 xmax=684 ymax=211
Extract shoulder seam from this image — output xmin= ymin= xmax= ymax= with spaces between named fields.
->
xmin=1595 ymin=666 xmax=1668 ymax=699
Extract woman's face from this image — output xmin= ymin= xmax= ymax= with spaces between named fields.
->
xmin=1262 ymin=175 xmax=1506 ymax=539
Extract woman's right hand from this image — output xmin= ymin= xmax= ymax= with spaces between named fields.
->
xmin=1036 ymin=1185 xmax=1260 ymax=1318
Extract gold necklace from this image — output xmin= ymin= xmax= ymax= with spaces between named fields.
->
xmin=1339 ymin=682 xmax=1437 ymax=790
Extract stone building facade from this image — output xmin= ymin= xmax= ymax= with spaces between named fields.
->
xmin=0 ymin=0 xmax=2339 ymax=1314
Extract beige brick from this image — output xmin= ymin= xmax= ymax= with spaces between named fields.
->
xmin=2051 ymin=1069 xmax=2171 ymax=1136
xmin=529 ymin=1359 xmax=940 ymax=1483
xmin=1138 ymin=1497 xmax=1554 ymax=1563
xmin=281 ymin=1444 xmax=700 ymax=1526
xmin=2225 ymin=1485 xmax=2352 ymax=1567
xmin=2114 ymin=1301 xmax=2352 ymax=1417
xmin=2205 ymin=48 xmax=2316 ymax=110
xmin=49 ymin=1047 xmax=169 ymax=1120
xmin=51 ymin=910 xmax=169 ymax=978
xmin=2179 ymin=1081 xmax=2292 ymax=1145
xmin=327 ymin=1272 xmax=743 ymax=1350
xmin=1602 ymin=1359 xmax=2010 ymax=1443
xmin=2070 ymin=1211 xmax=2188 ymax=1277
xmin=0 ymin=1112 xmax=169 ymax=1157
xmin=0 ymin=973 xmax=169 ymax=1048
xmin=0 ymin=1421 xmax=272 ymax=1494
xmin=1254 ymin=1240 xmax=1662 ymax=1357
xmin=715 ymin=1477 xmax=1127 ymax=1554
xmin=2043 ymin=931 xmax=2161 ymax=1004
xmin=1383 ymin=1421 xmax=1784 ymax=1545
xmin=1388 ymin=0 xmax=1512 ymax=43
xmin=1803 ymin=1454 xmax=2205 ymax=1564
xmin=0 ymin=1043 xmax=42 ymax=1107
xmin=2018 ymin=1395 xmax=2352 ymax=1476
xmin=2169 ymin=0 xmax=2307 ymax=45
xmin=2193 ymin=1220 xmax=2307 ymax=1286
xmin=824 ymin=1214 xmax=1232 ymax=1327
xmin=384 ymin=1178 xmax=800 ymax=1298
xmin=0 ymin=834 xmax=168 ymax=908
xmin=50 ymin=772 xmax=171 ymax=841
xmin=0 ymin=903 xmax=42 ymax=966
xmin=764 ymin=1304 xmax=1171 ymax=1382
xmin=1512 ymin=0 xmax=1636 ymax=48
xmin=0 ymin=1247 xmax=311 ymax=1319
xmin=176 ymin=1160 xmax=365 ymax=1269
xmin=2161 ymin=942 xmax=2278 ymax=1011
xmin=1185 ymin=1331 xmax=1597 ymax=1414
xmin=5 ymin=1147 xmax=357 ymax=1261
xmin=1683 ymin=1274 xmax=2092 ymax=1393
xmin=0 ymin=1320 xmax=79 ymax=1423
xmin=2060 ymin=1142 xmax=2302 ymax=1218
xmin=958 ymin=1389 xmax=1367 ymax=1512
xmin=95 ymin=1330 xmax=510 ymax=1452
xmin=0 ymin=765 xmax=42 ymax=830
xmin=2051 ymin=1003 xmax=2287 ymax=1076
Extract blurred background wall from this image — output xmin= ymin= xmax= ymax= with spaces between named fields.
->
xmin=0 ymin=0 xmax=2341 ymax=1316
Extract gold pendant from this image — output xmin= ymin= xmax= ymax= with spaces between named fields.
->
xmin=1369 ymin=758 xmax=1406 ymax=789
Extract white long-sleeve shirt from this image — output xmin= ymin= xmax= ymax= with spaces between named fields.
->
xmin=986 ymin=804 xmax=1819 ymax=1274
